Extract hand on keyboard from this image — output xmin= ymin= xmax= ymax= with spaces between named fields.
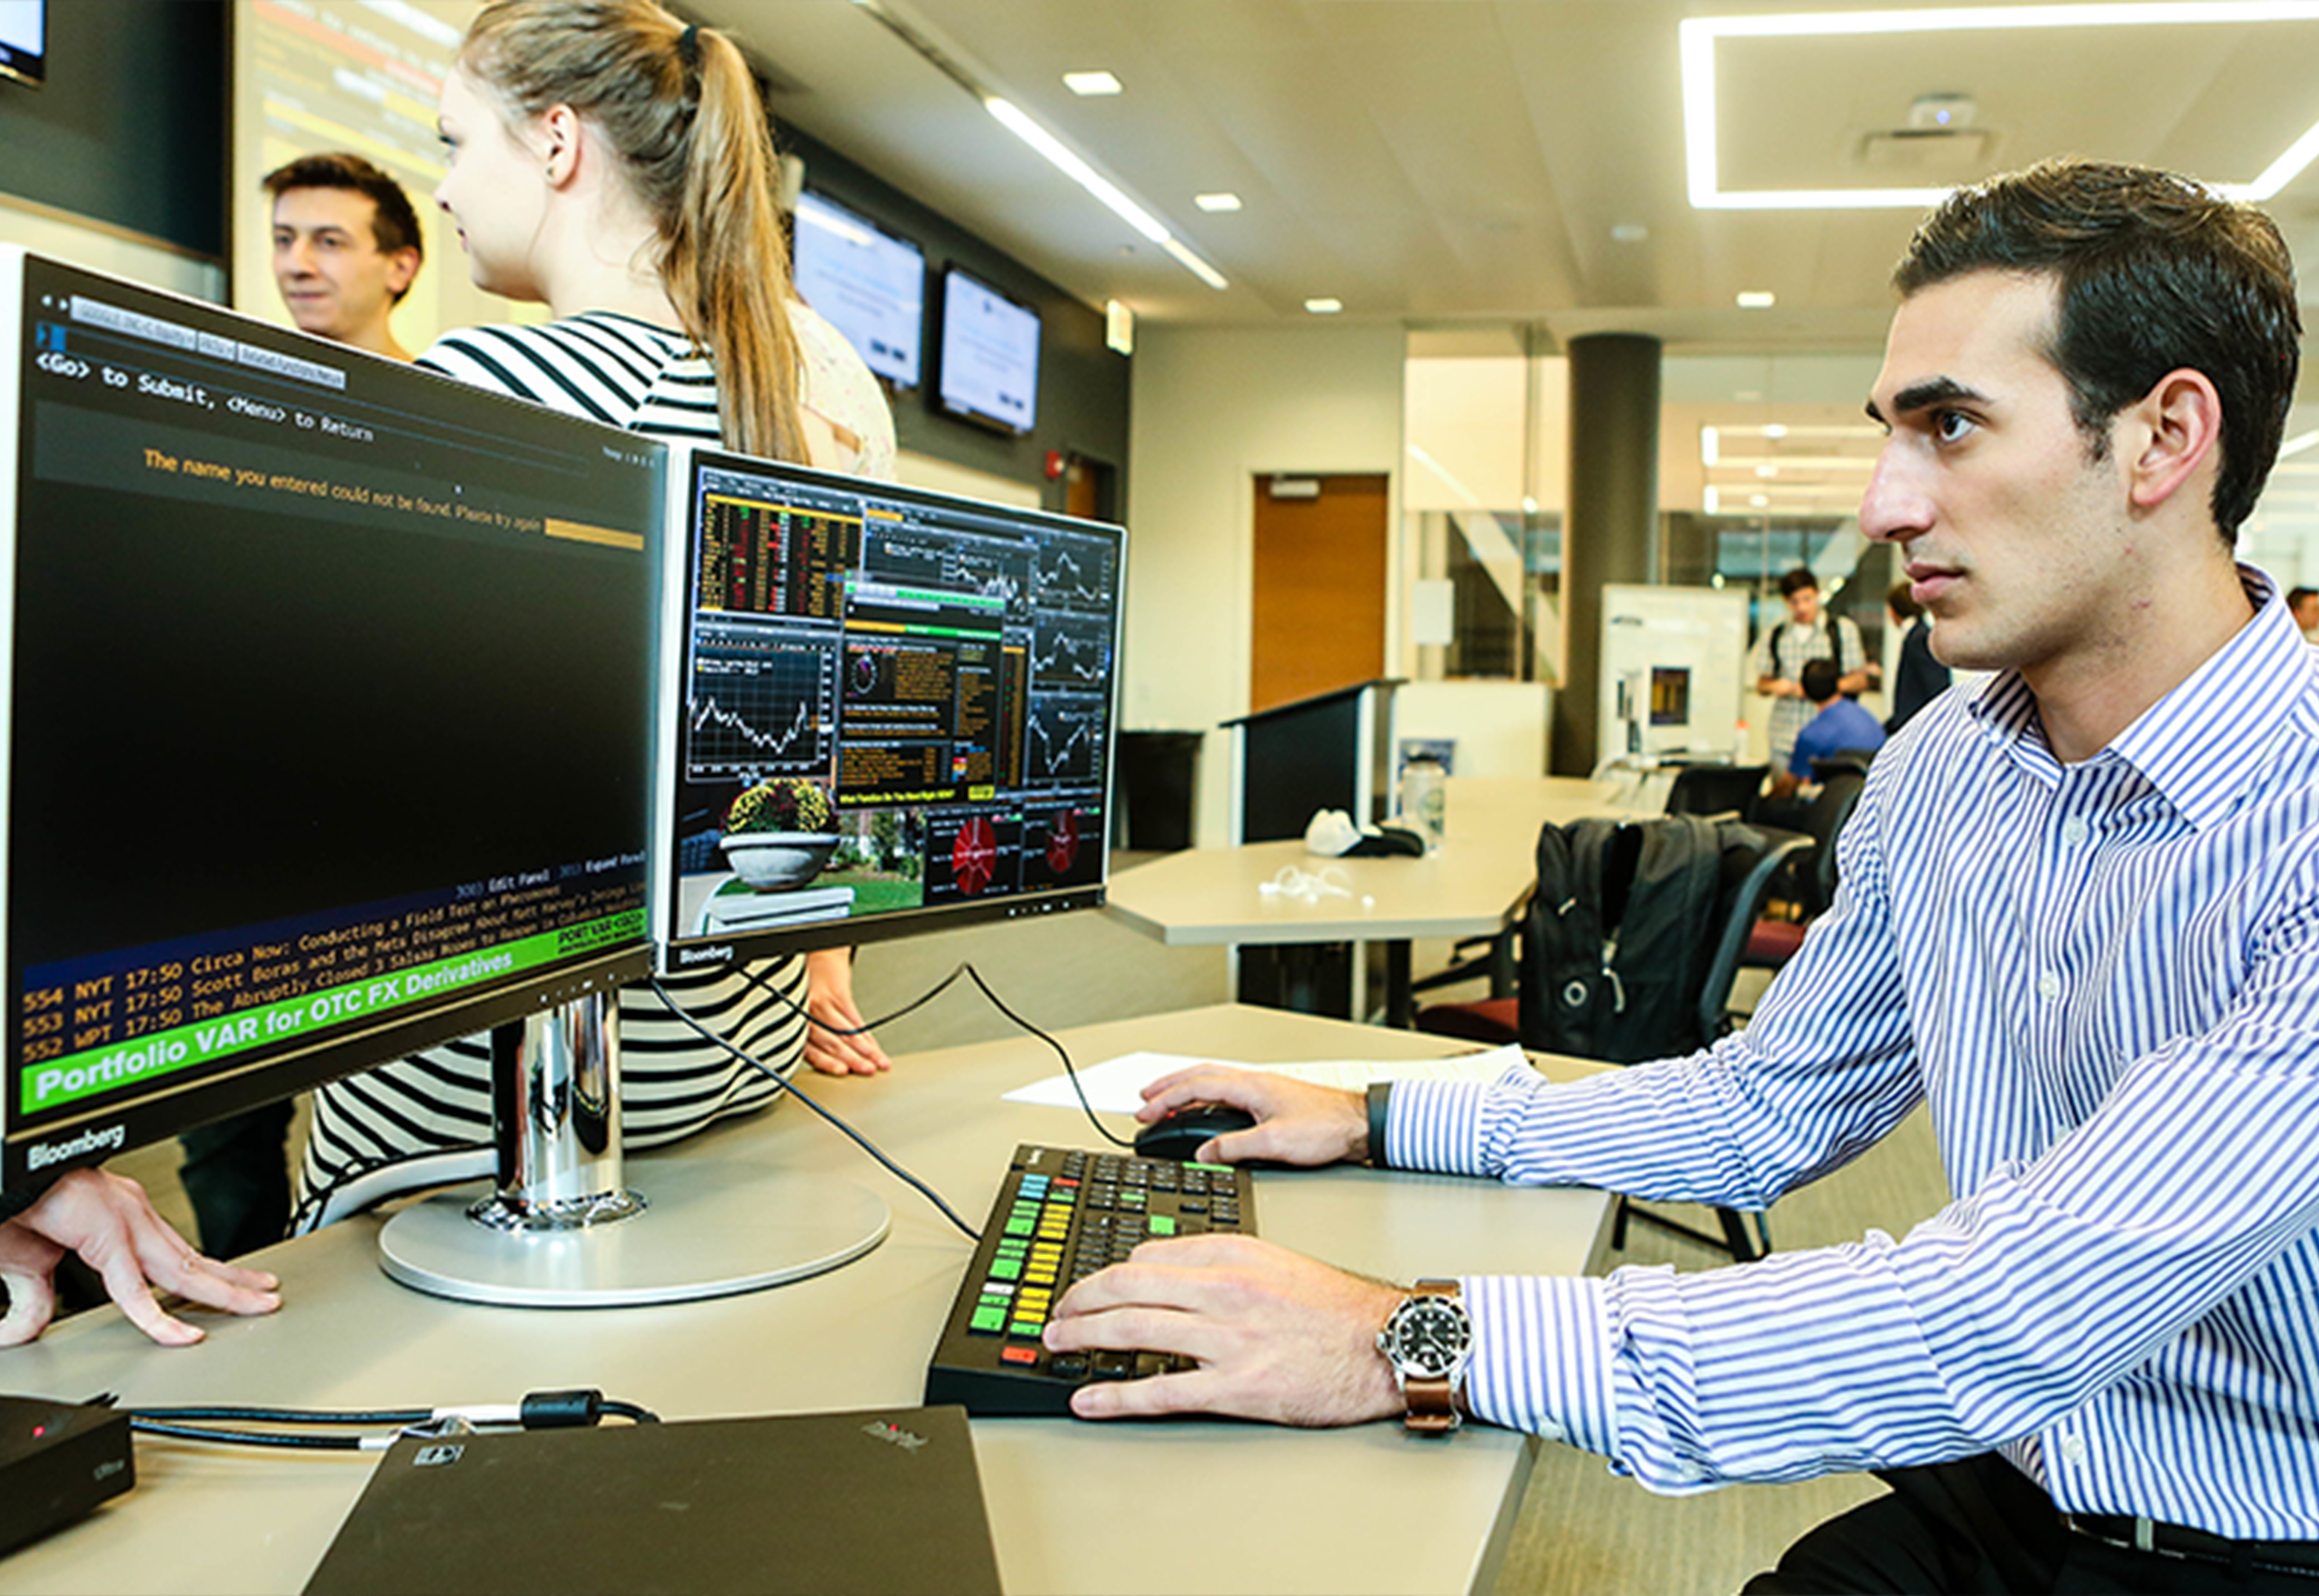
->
xmin=1044 ymin=1232 xmax=1404 ymax=1428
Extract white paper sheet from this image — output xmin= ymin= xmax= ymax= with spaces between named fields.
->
xmin=1002 ymin=1042 xmax=1534 ymax=1115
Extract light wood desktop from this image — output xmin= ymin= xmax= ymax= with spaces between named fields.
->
xmin=1106 ymin=775 xmax=1654 ymax=1022
xmin=0 ymin=1004 xmax=1613 ymax=1596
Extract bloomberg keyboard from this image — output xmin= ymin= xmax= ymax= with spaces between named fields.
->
xmin=924 ymin=1143 xmax=1258 ymax=1417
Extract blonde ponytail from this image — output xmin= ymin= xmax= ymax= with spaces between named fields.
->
xmin=459 ymin=0 xmax=807 ymax=462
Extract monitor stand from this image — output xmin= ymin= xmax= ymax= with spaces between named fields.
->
xmin=376 ymin=990 xmax=889 ymax=1308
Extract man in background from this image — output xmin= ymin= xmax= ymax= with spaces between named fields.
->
xmin=264 ymin=152 xmax=423 ymax=361
xmin=1751 ymin=567 xmax=1868 ymax=772
xmin=175 ymin=154 xmax=429 ymax=1261
xmin=1765 ymin=656 xmax=1884 ymax=805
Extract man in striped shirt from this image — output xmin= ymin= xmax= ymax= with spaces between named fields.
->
xmin=1050 ymin=160 xmax=2319 ymax=1592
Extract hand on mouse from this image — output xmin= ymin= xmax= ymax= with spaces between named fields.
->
xmin=1044 ymin=1233 xmax=1404 ymax=1426
xmin=1137 ymin=1065 xmax=1367 ymax=1167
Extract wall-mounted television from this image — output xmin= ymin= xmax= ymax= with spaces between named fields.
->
xmin=935 ymin=267 xmax=1040 ymax=436
xmin=792 ymin=189 xmax=925 ymax=391
xmin=0 ymin=0 xmax=45 ymax=89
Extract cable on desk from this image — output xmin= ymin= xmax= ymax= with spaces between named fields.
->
xmin=126 ymin=1389 xmax=660 ymax=1453
xmin=736 ymin=958 xmax=1136 ymax=1152
xmin=647 ymin=976 xmax=983 ymax=1243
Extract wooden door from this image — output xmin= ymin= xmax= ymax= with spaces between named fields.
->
xmin=1250 ymin=473 xmax=1388 ymax=713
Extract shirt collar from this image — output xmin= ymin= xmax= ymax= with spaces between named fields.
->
xmin=1963 ymin=566 xmax=2305 ymax=829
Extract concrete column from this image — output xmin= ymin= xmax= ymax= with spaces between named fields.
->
xmin=1552 ymin=332 xmax=1660 ymax=775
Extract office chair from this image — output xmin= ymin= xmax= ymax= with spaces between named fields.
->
xmin=1412 ymin=764 xmax=1775 ymax=1014
xmin=1664 ymin=762 xmax=1769 ymax=820
xmin=1607 ymin=826 xmax=1808 ymax=1262
xmin=1746 ymin=769 xmax=1868 ymax=968
xmin=1413 ymin=823 xmax=1808 ymax=1263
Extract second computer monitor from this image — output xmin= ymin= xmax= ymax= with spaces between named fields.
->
xmin=651 ymin=449 xmax=1124 ymax=972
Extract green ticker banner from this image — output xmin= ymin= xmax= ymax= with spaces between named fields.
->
xmin=20 ymin=911 xmax=644 ymax=1114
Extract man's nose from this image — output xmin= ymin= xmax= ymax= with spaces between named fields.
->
xmin=1859 ymin=442 xmax=1930 ymax=545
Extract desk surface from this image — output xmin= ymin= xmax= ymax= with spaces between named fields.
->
xmin=0 ymin=1004 xmax=1610 ymax=1596
xmin=1106 ymin=775 xmax=1652 ymax=946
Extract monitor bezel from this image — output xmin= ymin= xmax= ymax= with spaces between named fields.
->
xmin=0 ymin=246 xmax=662 ymax=1188
xmin=931 ymin=267 xmax=1041 ymax=438
xmin=649 ymin=444 xmax=1123 ymax=976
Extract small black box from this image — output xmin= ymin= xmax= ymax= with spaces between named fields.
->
xmin=0 ymin=1395 xmax=134 ymax=1558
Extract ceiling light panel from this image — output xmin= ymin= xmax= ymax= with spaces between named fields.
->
xmin=1062 ymin=70 xmax=1122 ymax=96
xmin=1682 ymin=4 xmax=2319 ymax=211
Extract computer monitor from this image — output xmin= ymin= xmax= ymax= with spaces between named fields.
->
xmin=650 ymin=447 xmax=1124 ymax=976
xmin=0 ymin=247 xmax=659 ymax=1192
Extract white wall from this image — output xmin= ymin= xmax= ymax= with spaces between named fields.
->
xmin=1123 ymin=323 xmax=1406 ymax=846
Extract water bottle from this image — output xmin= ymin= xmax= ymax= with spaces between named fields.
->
xmin=1399 ymin=754 xmax=1447 ymax=854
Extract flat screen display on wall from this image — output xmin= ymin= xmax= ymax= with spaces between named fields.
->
xmin=0 ymin=1 xmax=46 ymax=88
xmin=935 ymin=268 xmax=1040 ymax=436
xmin=792 ymin=190 xmax=925 ymax=391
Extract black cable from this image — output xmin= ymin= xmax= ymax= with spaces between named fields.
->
xmin=647 ymin=975 xmax=984 ymax=1242
xmin=735 ymin=958 xmax=1135 ymax=1151
xmin=130 ymin=1420 xmax=364 ymax=1451
xmin=132 ymin=1404 xmax=432 ymax=1425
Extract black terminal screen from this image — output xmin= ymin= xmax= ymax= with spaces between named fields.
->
xmin=656 ymin=450 xmax=1123 ymax=970
xmin=2 ymin=252 xmax=660 ymax=1186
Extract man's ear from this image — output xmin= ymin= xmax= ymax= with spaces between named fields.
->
xmin=2123 ymin=367 xmax=2222 ymax=513
xmin=384 ymin=247 xmax=420 ymax=299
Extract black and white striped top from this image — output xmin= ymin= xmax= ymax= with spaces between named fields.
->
xmin=295 ymin=308 xmax=894 ymax=1224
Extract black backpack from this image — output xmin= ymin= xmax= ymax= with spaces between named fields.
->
xmin=1518 ymin=814 xmax=1732 ymax=1063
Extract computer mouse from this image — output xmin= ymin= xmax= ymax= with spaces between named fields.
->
xmin=1132 ymin=1103 xmax=1258 ymax=1164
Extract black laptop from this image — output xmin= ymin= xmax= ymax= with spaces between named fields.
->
xmin=304 ymin=1406 xmax=1002 ymax=1596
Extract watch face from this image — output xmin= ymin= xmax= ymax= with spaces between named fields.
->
xmin=1387 ymin=1297 xmax=1471 ymax=1378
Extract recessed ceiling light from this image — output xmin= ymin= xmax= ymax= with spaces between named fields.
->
xmin=1305 ymin=297 xmax=1344 ymax=314
xmin=1063 ymin=71 xmax=1122 ymax=96
xmin=1756 ymin=465 xmax=1779 ymax=479
xmin=1195 ymin=192 xmax=1243 ymax=213
xmin=983 ymin=97 xmax=1228 ymax=290
xmin=1750 ymin=493 xmax=1771 ymax=508
xmin=1737 ymin=290 xmax=1776 ymax=309
xmin=1610 ymin=223 xmax=1649 ymax=244
xmin=1762 ymin=423 xmax=1788 ymax=439
xmin=1703 ymin=486 xmax=1722 ymax=514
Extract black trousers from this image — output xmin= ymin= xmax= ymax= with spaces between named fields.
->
xmin=1746 ymin=1454 xmax=2319 ymax=1595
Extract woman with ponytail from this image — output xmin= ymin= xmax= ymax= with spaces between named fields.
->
xmin=299 ymin=0 xmax=896 ymax=1219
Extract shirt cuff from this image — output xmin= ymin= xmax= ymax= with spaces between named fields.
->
xmin=1461 ymin=1273 xmax=1620 ymax=1455
xmin=1385 ymin=1080 xmax=1493 ymax=1175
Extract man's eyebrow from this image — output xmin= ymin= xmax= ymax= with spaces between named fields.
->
xmin=1866 ymin=375 xmax=1989 ymax=426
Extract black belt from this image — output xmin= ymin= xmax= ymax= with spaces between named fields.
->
xmin=2069 ymin=1513 xmax=2319 ymax=1579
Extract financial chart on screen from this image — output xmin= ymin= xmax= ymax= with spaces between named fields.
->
xmin=653 ymin=450 xmax=1124 ymax=969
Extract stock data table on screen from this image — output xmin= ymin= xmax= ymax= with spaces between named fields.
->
xmin=1106 ymin=776 xmax=1656 ymax=1025
xmin=0 ymin=1004 xmax=1615 ymax=1596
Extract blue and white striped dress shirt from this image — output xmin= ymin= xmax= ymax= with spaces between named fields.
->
xmin=1390 ymin=569 xmax=2319 ymax=1538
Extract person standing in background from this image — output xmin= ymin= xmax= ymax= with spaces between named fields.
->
xmin=1884 ymin=579 xmax=1951 ymax=731
xmin=1750 ymin=567 xmax=1868 ymax=772
xmin=264 ymin=153 xmax=425 ymax=362
xmin=299 ymin=0 xmax=898 ymax=1224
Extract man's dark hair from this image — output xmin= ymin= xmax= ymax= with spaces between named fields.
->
xmin=262 ymin=153 xmax=425 ymax=301
xmin=1887 ymin=580 xmax=1923 ymax=623
xmin=1778 ymin=567 xmax=1819 ymax=599
xmin=1800 ymin=657 xmax=1841 ymax=704
xmin=2290 ymin=586 xmax=2318 ymax=612
xmin=1892 ymin=159 xmax=2300 ymax=544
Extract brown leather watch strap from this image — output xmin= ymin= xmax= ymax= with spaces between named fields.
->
xmin=1401 ymin=1279 xmax=1466 ymax=1435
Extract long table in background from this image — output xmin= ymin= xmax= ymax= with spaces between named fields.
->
xmin=0 ymin=1004 xmax=1614 ymax=1596
xmin=1106 ymin=775 xmax=1656 ymax=1023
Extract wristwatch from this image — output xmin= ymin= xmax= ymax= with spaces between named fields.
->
xmin=1376 ymin=1279 xmax=1473 ymax=1435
